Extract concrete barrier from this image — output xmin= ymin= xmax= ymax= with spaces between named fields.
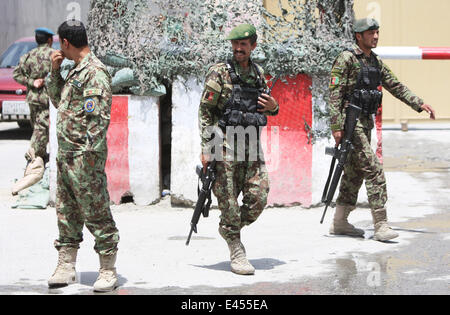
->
xmin=263 ymin=74 xmax=313 ymax=206
xmin=49 ymin=95 xmax=161 ymax=206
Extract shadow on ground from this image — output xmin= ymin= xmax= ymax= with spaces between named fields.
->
xmin=0 ymin=126 xmax=31 ymax=140
xmin=193 ymin=258 xmax=286 ymax=272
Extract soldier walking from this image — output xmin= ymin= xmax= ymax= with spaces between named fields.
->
xmin=328 ymin=18 xmax=436 ymax=241
xmin=47 ymin=20 xmax=120 ymax=292
xmin=198 ymin=24 xmax=279 ymax=274
xmin=13 ymin=27 xmax=55 ymax=165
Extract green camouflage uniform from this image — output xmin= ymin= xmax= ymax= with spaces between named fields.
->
xmin=329 ymin=44 xmax=424 ymax=209
xmin=47 ymin=52 xmax=119 ymax=256
xmin=13 ymin=44 xmax=55 ymax=159
xmin=198 ymin=58 xmax=278 ymax=241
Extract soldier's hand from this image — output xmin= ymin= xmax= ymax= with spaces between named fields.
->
xmin=200 ymin=153 xmax=211 ymax=174
xmin=257 ymin=93 xmax=278 ymax=112
xmin=51 ymin=50 xmax=65 ymax=71
xmin=33 ymin=78 xmax=45 ymax=89
xmin=421 ymin=104 xmax=436 ymax=120
xmin=332 ymin=130 xmax=344 ymax=146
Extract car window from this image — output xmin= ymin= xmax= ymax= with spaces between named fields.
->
xmin=0 ymin=41 xmax=60 ymax=68
xmin=0 ymin=42 xmax=38 ymax=68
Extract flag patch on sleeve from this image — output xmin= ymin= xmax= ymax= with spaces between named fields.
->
xmin=331 ymin=77 xmax=339 ymax=85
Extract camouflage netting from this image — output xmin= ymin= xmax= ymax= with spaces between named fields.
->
xmin=87 ymin=0 xmax=355 ymax=138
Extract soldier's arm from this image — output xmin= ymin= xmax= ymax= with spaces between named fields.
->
xmin=328 ymin=52 xmax=351 ymax=132
xmin=46 ymin=67 xmax=65 ymax=108
xmin=46 ymin=50 xmax=66 ymax=108
xmin=12 ymin=54 xmax=33 ymax=87
xmin=198 ymin=66 xmax=223 ymax=155
xmin=83 ymin=69 xmax=112 ymax=151
xmin=380 ymin=60 xmax=423 ymax=113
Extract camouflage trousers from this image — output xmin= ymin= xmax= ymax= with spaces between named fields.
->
xmin=29 ymin=104 xmax=49 ymax=159
xmin=336 ymin=127 xmax=387 ymax=209
xmin=212 ymin=156 xmax=270 ymax=242
xmin=54 ymin=151 xmax=119 ymax=256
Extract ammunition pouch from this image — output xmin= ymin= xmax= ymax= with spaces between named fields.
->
xmin=350 ymin=88 xmax=383 ymax=115
xmin=218 ymin=59 xmax=267 ymax=130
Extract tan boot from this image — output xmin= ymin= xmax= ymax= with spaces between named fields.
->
xmin=228 ymin=239 xmax=255 ymax=275
xmin=93 ymin=254 xmax=118 ymax=292
xmin=329 ymin=204 xmax=365 ymax=237
xmin=371 ymin=208 xmax=399 ymax=241
xmin=48 ymin=247 xmax=78 ymax=288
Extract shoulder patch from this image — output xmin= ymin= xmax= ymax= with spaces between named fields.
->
xmin=83 ymin=98 xmax=96 ymax=113
xmin=206 ymin=79 xmax=222 ymax=92
xmin=83 ymin=88 xmax=103 ymax=97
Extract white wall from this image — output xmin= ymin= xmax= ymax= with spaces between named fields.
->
xmin=128 ymin=95 xmax=161 ymax=206
xmin=170 ymin=76 xmax=215 ymax=206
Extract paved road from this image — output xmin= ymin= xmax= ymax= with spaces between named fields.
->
xmin=0 ymin=122 xmax=449 ymax=295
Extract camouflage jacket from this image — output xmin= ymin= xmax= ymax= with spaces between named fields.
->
xmin=47 ymin=52 xmax=112 ymax=154
xmin=329 ymin=44 xmax=424 ymax=131
xmin=198 ymin=58 xmax=279 ymax=152
xmin=13 ymin=44 xmax=55 ymax=106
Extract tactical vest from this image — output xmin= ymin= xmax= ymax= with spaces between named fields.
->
xmin=347 ymin=50 xmax=383 ymax=116
xmin=218 ymin=60 xmax=267 ymax=130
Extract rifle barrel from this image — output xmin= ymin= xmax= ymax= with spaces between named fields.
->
xmin=320 ymin=205 xmax=329 ymax=224
xmin=186 ymin=226 xmax=195 ymax=246
xmin=268 ymin=75 xmax=280 ymax=94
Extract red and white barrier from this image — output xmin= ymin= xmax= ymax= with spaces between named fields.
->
xmin=374 ymin=46 xmax=450 ymax=60
xmin=372 ymin=46 xmax=450 ymax=160
xmin=50 ymin=95 xmax=161 ymax=206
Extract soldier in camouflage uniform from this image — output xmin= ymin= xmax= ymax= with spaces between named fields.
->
xmin=13 ymin=28 xmax=56 ymax=162
xmin=198 ymin=24 xmax=279 ymax=275
xmin=328 ymin=18 xmax=436 ymax=241
xmin=46 ymin=21 xmax=120 ymax=292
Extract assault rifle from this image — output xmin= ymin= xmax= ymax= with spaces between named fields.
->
xmin=320 ymin=104 xmax=362 ymax=224
xmin=186 ymin=160 xmax=217 ymax=246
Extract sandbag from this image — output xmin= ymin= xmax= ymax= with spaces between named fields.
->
xmin=111 ymin=67 xmax=140 ymax=93
xmin=12 ymin=148 xmax=44 ymax=195
xmin=12 ymin=168 xmax=50 ymax=210
xmin=101 ymin=52 xmax=133 ymax=68
xmin=130 ymin=84 xmax=167 ymax=97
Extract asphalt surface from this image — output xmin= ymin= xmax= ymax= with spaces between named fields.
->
xmin=0 ymin=122 xmax=449 ymax=295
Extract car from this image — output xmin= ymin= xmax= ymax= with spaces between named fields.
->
xmin=0 ymin=36 xmax=60 ymax=128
